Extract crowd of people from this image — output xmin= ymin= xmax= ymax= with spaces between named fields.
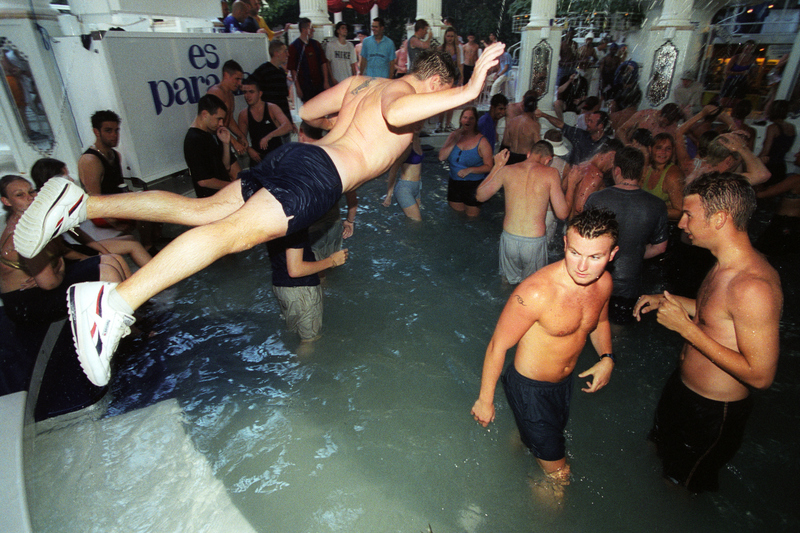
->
xmin=2 ymin=11 xmax=796 ymax=505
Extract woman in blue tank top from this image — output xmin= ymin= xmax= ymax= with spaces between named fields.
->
xmin=438 ymin=107 xmax=493 ymax=217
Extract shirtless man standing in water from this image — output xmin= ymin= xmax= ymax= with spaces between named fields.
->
xmin=15 ymin=44 xmax=506 ymax=387
xmin=471 ymin=208 xmax=619 ymax=491
xmin=634 ymin=172 xmax=782 ymax=492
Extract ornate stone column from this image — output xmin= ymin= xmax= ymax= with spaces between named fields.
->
xmin=518 ymin=0 xmax=559 ymax=111
xmin=641 ymin=0 xmax=697 ymax=107
xmin=416 ymin=0 xmax=443 ymax=38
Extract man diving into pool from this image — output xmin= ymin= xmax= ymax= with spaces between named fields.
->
xmin=471 ymin=208 xmax=619 ymax=494
xmin=14 ymin=43 xmax=507 ymax=387
xmin=634 ymin=172 xmax=782 ymax=492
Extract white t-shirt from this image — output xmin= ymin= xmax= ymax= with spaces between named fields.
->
xmin=326 ymin=39 xmax=357 ymax=84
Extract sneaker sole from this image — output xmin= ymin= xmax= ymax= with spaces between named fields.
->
xmin=68 ymin=284 xmax=110 ymax=387
xmin=14 ymin=178 xmax=85 ymax=258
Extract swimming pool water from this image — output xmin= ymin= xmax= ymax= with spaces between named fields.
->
xmin=27 ymin=161 xmax=800 ymax=532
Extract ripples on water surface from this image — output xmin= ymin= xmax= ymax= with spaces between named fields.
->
xmin=28 ymin=167 xmax=800 ymax=532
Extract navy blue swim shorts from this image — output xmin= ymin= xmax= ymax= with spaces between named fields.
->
xmin=502 ymin=365 xmax=573 ymax=462
xmin=240 ymin=143 xmax=343 ymax=235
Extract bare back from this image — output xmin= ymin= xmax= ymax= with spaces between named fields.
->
xmin=502 ymin=114 xmax=541 ymax=154
xmin=514 ymin=261 xmax=612 ymax=382
xmin=501 ymin=161 xmax=563 ymax=237
xmin=313 ymin=76 xmax=418 ymax=191
xmin=208 ymin=84 xmax=236 ymax=129
xmin=566 ymin=162 xmax=604 ymax=217
xmin=680 ymin=254 xmax=782 ymax=401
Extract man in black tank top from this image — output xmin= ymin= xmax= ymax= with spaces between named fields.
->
xmin=238 ymin=78 xmax=292 ymax=164
xmin=78 ymin=110 xmax=126 ymax=196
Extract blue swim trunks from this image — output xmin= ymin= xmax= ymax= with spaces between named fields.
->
xmin=240 ymin=143 xmax=343 ymax=235
xmin=502 ymin=365 xmax=573 ymax=461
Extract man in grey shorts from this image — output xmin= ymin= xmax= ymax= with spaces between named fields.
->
xmin=477 ymin=141 xmax=569 ymax=284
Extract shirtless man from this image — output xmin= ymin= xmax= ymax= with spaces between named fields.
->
xmin=476 ymin=141 xmax=569 ymax=284
xmin=471 ymin=208 xmax=618 ymax=488
xmin=462 ymin=33 xmax=479 ymax=85
xmin=564 ymin=139 xmax=623 ymax=217
xmin=208 ymin=59 xmax=247 ymax=173
xmin=634 ymin=172 xmax=782 ymax=492
xmin=15 ymin=44 xmax=506 ymax=387
xmin=499 ymin=94 xmax=541 ymax=164
xmin=237 ymin=78 xmax=292 ymax=164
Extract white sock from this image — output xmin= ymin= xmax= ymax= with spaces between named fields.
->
xmin=108 ymin=286 xmax=134 ymax=315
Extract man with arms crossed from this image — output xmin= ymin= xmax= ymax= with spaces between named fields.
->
xmin=476 ymin=141 xmax=569 ymax=284
xmin=16 ymin=45 xmax=506 ymax=387
xmin=471 ymin=208 xmax=619 ymax=489
xmin=634 ymin=172 xmax=782 ymax=492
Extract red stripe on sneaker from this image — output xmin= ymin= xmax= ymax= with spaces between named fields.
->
xmin=68 ymin=198 xmax=83 ymax=215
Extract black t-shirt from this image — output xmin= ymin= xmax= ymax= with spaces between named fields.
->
xmin=267 ymin=229 xmax=320 ymax=288
xmin=183 ymin=127 xmax=230 ymax=198
xmin=585 ymin=187 xmax=669 ymax=298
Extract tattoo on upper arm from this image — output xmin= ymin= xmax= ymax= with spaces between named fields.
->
xmin=351 ymin=79 xmax=374 ymax=95
xmin=515 ymin=295 xmax=526 ymax=306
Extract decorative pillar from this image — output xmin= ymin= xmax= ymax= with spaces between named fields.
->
xmin=519 ymin=0 xmax=559 ymax=111
xmin=415 ymin=0 xmax=443 ymax=38
xmin=294 ymin=0 xmax=332 ymax=39
xmin=641 ymin=0 xmax=696 ymax=107
xmin=775 ymin=29 xmax=800 ymax=100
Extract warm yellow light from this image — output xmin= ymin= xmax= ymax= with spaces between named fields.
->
xmin=747 ymin=8 xmax=754 ymax=13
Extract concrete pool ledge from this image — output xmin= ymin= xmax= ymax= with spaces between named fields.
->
xmin=0 ymin=391 xmax=33 ymax=533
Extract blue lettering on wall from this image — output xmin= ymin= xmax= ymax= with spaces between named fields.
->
xmin=149 ymin=74 xmax=219 ymax=115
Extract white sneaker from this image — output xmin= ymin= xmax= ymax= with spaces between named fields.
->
xmin=14 ymin=177 xmax=88 ymax=258
xmin=67 ymin=282 xmax=134 ymax=387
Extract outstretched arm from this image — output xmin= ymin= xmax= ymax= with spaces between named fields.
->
xmin=382 ymin=42 xmax=505 ymax=128
xmin=471 ymin=283 xmax=541 ymax=426
xmin=286 ymin=246 xmax=348 ymax=278
xmin=718 ymin=133 xmax=771 ymax=185
xmin=476 ymin=149 xmax=510 ymax=202
xmin=299 ymin=78 xmax=352 ymax=126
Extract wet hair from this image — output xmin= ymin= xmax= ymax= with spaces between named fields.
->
xmin=594 ymin=110 xmax=610 ymax=129
xmin=659 ymin=103 xmax=684 ymax=125
xmin=197 ymin=93 xmax=227 ymax=116
xmin=684 ymin=171 xmax=755 ymax=231
xmin=615 ymin=146 xmax=645 ymax=183
xmin=409 ymin=49 xmax=460 ymax=86
xmin=523 ymin=94 xmax=538 ymax=113
xmin=543 ymin=129 xmax=563 ymax=143
xmin=91 ymin=110 xmax=121 ymax=130
xmin=241 ymin=77 xmax=262 ymax=93
xmin=582 ymin=96 xmax=600 ymax=111
xmin=30 ymin=158 xmax=66 ymax=189
xmin=335 ymin=21 xmax=349 ymax=35
xmin=567 ymin=207 xmax=619 ymax=247
xmin=705 ymin=137 xmax=737 ymax=166
xmin=414 ymin=19 xmax=429 ymax=32
xmin=1 ymin=175 xmax=30 ymax=217
xmin=597 ymin=137 xmax=624 ymax=155
xmin=299 ymin=121 xmax=324 ymax=141
xmin=650 ymin=133 xmax=676 ymax=167
xmin=269 ymin=39 xmax=286 ymax=56
xmin=222 ymin=59 xmax=243 ymax=76
xmin=298 ymin=17 xmax=312 ymax=32
xmin=489 ymin=93 xmax=508 ymax=108
xmin=631 ymin=127 xmax=654 ymax=147
xmin=768 ymin=100 xmax=789 ymax=121
xmin=459 ymin=106 xmax=479 ymax=133
xmin=697 ymin=130 xmax=720 ymax=159
xmin=532 ymin=140 xmax=554 ymax=159
xmin=731 ymin=99 xmax=752 ymax=121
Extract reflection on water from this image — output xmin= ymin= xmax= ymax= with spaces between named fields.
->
xmin=29 ymin=165 xmax=799 ymax=532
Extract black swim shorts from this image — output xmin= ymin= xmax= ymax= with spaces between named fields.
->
xmin=502 ymin=365 xmax=573 ymax=462
xmin=649 ymin=370 xmax=753 ymax=492
xmin=240 ymin=143 xmax=343 ymax=235
xmin=447 ymin=178 xmax=484 ymax=207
